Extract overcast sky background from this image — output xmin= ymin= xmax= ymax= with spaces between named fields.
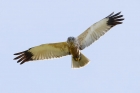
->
xmin=1 ymin=0 xmax=140 ymax=93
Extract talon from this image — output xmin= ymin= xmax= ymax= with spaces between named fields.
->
xmin=75 ymin=57 xmax=80 ymax=61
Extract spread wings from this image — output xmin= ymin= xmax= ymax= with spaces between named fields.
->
xmin=14 ymin=42 xmax=70 ymax=64
xmin=77 ymin=12 xmax=124 ymax=50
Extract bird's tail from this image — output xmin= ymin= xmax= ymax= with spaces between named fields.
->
xmin=72 ymin=53 xmax=90 ymax=68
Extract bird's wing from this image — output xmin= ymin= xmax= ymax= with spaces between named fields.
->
xmin=77 ymin=12 xmax=124 ymax=50
xmin=14 ymin=42 xmax=70 ymax=64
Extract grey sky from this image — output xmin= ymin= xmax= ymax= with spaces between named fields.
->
xmin=1 ymin=0 xmax=140 ymax=93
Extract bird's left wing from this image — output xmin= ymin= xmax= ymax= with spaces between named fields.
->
xmin=14 ymin=42 xmax=70 ymax=64
xmin=77 ymin=12 xmax=124 ymax=50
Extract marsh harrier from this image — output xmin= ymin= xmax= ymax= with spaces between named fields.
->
xmin=14 ymin=12 xmax=124 ymax=68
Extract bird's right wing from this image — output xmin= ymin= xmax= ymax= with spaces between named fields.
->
xmin=77 ymin=12 xmax=124 ymax=50
xmin=14 ymin=42 xmax=70 ymax=64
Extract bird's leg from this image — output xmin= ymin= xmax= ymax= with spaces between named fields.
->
xmin=73 ymin=54 xmax=81 ymax=61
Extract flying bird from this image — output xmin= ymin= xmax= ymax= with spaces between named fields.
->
xmin=14 ymin=12 xmax=124 ymax=68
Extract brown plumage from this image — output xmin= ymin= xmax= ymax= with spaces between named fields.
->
xmin=14 ymin=12 xmax=124 ymax=68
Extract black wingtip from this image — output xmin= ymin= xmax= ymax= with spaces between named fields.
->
xmin=13 ymin=50 xmax=33 ymax=64
xmin=106 ymin=12 xmax=124 ymax=27
xmin=106 ymin=12 xmax=114 ymax=18
xmin=14 ymin=51 xmax=24 ymax=55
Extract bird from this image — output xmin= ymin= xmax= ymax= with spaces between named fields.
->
xmin=13 ymin=12 xmax=124 ymax=68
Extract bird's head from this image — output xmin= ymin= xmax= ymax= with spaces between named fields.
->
xmin=67 ymin=37 xmax=76 ymax=45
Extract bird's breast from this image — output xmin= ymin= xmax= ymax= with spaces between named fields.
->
xmin=69 ymin=46 xmax=81 ymax=61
